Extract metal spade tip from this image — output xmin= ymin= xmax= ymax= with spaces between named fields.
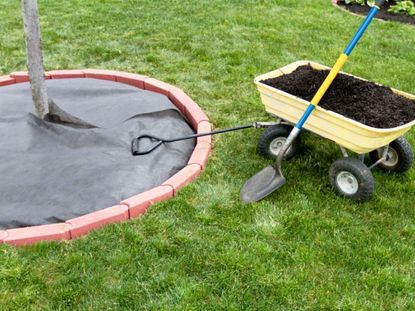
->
xmin=240 ymin=164 xmax=286 ymax=203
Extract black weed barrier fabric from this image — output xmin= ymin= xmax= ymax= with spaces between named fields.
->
xmin=0 ymin=78 xmax=195 ymax=229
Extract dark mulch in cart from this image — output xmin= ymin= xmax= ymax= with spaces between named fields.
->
xmin=261 ymin=65 xmax=415 ymax=128
xmin=337 ymin=0 xmax=415 ymax=25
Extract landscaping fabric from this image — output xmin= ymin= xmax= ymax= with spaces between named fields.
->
xmin=261 ymin=65 xmax=415 ymax=128
xmin=0 ymin=78 xmax=195 ymax=229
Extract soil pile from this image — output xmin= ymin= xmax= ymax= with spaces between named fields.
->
xmin=261 ymin=65 xmax=415 ymax=128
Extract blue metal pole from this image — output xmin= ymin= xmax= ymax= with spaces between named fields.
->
xmin=344 ymin=6 xmax=380 ymax=56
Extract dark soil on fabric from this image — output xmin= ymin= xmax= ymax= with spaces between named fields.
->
xmin=261 ymin=65 xmax=415 ymax=128
xmin=337 ymin=0 xmax=415 ymax=25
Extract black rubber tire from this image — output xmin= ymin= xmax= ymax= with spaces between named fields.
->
xmin=329 ymin=157 xmax=374 ymax=202
xmin=258 ymin=124 xmax=300 ymax=160
xmin=369 ymin=137 xmax=414 ymax=173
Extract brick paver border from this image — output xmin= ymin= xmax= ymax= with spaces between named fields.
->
xmin=0 ymin=69 xmax=211 ymax=246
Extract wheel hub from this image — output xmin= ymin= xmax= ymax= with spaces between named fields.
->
xmin=378 ymin=147 xmax=399 ymax=168
xmin=269 ymin=137 xmax=291 ymax=157
xmin=336 ymin=171 xmax=358 ymax=195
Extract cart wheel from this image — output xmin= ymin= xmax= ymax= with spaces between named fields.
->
xmin=369 ymin=137 xmax=413 ymax=173
xmin=258 ymin=124 xmax=300 ymax=160
xmin=329 ymin=157 xmax=374 ymax=202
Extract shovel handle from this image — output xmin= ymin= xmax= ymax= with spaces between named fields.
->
xmin=131 ymin=124 xmax=258 ymax=156
xmin=295 ymin=4 xmax=382 ymax=130
xmin=131 ymin=135 xmax=163 ymax=155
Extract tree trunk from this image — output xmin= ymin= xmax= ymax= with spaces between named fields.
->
xmin=22 ymin=0 xmax=49 ymax=118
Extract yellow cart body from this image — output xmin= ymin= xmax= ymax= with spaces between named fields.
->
xmin=255 ymin=61 xmax=415 ymax=154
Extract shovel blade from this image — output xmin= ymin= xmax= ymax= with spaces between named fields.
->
xmin=240 ymin=165 xmax=286 ymax=203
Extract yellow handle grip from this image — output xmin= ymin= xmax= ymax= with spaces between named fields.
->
xmin=310 ymin=53 xmax=349 ymax=106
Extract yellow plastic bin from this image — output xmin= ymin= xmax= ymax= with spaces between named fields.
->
xmin=255 ymin=61 xmax=415 ymax=154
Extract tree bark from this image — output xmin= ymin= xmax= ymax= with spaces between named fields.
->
xmin=22 ymin=0 xmax=49 ymax=118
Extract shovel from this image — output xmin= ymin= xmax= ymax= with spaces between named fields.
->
xmin=131 ymin=122 xmax=277 ymax=155
xmin=240 ymin=0 xmax=385 ymax=203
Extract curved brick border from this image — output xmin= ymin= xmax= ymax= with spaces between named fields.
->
xmin=0 ymin=69 xmax=212 ymax=246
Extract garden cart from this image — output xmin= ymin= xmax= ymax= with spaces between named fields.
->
xmin=250 ymin=60 xmax=415 ymax=202
xmin=241 ymin=0 xmax=415 ymax=203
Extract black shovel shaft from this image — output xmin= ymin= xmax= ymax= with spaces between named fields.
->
xmin=162 ymin=124 xmax=254 ymax=142
xmin=131 ymin=124 xmax=254 ymax=155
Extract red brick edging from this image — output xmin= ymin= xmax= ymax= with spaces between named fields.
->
xmin=0 ymin=69 xmax=212 ymax=246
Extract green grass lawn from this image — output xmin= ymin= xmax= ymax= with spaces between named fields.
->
xmin=1 ymin=0 xmax=415 ymax=309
